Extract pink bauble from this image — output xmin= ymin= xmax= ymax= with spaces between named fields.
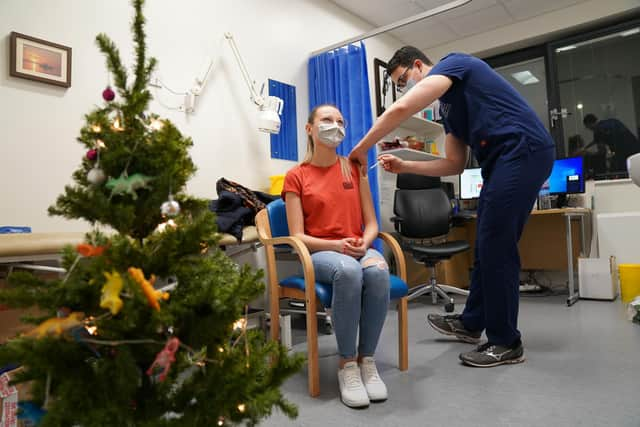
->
xmin=102 ymin=87 xmax=115 ymax=101
xmin=86 ymin=149 xmax=98 ymax=161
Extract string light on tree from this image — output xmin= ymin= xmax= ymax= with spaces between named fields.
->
xmin=149 ymin=118 xmax=164 ymax=131
xmin=112 ymin=116 xmax=124 ymax=131
xmin=155 ymin=219 xmax=177 ymax=233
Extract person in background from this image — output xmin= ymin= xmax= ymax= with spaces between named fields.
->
xmin=568 ymin=134 xmax=606 ymax=179
xmin=282 ymin=104 xmax=390 ymax=408
xmin=583 ymin=113 xmax=640 ymax=174
xmin=350 ymin=46 xmax=555 ymax=367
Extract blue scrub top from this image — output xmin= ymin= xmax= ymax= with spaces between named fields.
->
xmin=428 ymin=53 xmax=554 ymax=169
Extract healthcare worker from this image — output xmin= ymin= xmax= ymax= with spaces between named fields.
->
xmin=350 ymin=46 xmax=555 ymax=367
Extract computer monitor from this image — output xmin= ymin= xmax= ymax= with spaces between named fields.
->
xmin=459 ymin=167 xmax=483 ymax=200
xmin=547 ymin=156 xmax=585 ymax=195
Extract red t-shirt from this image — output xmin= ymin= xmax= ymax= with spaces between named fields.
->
xmin=282 ymin=160 xmax=364 ymax=240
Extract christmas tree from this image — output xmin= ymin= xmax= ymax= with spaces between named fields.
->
xmin=0 ymin=1 xmax=302 ymax=426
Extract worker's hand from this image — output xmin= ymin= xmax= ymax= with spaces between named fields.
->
xmin=348 ymin=146 xmax=368 ymax=176
xmin=378 ymin=154 xmax=405 ymax=174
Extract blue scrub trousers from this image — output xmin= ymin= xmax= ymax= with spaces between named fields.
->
xmin=460 ymin=139 xmax=555 ymax=346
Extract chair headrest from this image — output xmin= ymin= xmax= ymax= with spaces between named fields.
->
xmin=396 ymin=173 xmax=441 ymax=190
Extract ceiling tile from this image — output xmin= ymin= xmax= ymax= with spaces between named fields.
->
xmin=329 ymin=0 xmax=425 ymax=26
xmin=500 ymin=0 xmax=587 ymax=21
xmin=390 ymin=19 xmax=460 ymax=47
xmin=416 ymin=0 xmax=499 ymax=19
xmin=442 ymin=3 xmax=513 ymax=37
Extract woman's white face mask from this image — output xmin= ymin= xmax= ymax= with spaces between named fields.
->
xmin=317 ymin=122 xmax=346 ymax=147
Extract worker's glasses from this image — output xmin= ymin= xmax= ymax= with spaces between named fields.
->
xmin=396 ymin=67 xmax=412 ymax=93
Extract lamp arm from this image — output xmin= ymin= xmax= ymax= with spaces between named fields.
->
xmin=224 ymin=32 xmax=264 ymax=107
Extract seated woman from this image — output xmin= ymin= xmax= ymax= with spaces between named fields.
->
xmin=282 ymin=104 xmax=390 ymax=408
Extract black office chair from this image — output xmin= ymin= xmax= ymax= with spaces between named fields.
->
xmin=391 ymin=173 xmax=470 ymax=312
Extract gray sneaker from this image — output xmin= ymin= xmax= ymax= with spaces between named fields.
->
xmin=459 ymin=342 xmax=525 ymax=367
xmin=426 ymin=314 xmax=482 ymax=344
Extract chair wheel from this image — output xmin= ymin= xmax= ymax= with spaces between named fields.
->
xmin=322 ymin=320 xmax=333 ymax=335
xmin=445 ymin=302 xmax=455 ymax=313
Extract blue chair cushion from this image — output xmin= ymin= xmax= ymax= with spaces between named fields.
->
xmin=279 ymin=274 xmax=409 ymax=308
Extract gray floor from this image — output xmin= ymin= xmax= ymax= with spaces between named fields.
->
xmin=261 ymin=295 xmax=640 ymax=427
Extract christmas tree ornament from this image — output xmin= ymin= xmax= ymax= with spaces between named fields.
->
xmin=102 ymin=86 xmax=115 ymax=101
xmin=87 ymin=167 xmax=106 ymax=185
xmin=146 ymin=337 xmax=180 ymax=382
xmin=96 ymin=139 xmax=106 ymax=149
xmin=127 ymin=267 xmax=169 ymax=311
xmin=76 ymin=243 xmax=107 ymax=257
xmin=86 ymin=149 xmax=98 ymax=161
xmin=26 ymin=312 xmax=85 ymax=338
xmin=161 ymin=194 xmax=180 ymax=217
xmin=105 ymin=173 xmax=153 ymax=200
xmin=100 ymin=270 xmax=124 ymax=315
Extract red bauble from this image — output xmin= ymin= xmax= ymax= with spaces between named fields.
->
xmin=102 ymin=86 xmax=115 ymax=101
xmin=86 ymin=149 xmax=98 ymax=161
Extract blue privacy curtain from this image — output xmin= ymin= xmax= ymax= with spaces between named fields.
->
xmin=308 ymin=42 xmax=381 ymax=250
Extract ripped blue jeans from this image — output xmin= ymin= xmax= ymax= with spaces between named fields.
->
xmin=311 ymin=249 xmax=390 ymax=359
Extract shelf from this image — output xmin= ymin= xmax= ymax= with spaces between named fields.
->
xmin=400 ymin=115 xmax=443 ymax=135
xmin=379 ymin=148 xmax=442 ymax=161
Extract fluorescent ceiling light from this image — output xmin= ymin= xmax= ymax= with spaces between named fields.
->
xmin=511 ymin=70 xmax=540 ymax=85
xmin=620 ymin=28 xmax=640 ymax=37
xmin=556 ymin=45 xmax=577 ymax=53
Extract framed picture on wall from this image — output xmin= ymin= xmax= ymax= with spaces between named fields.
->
xmin=9 ymin=32 xmax=72 ymax=88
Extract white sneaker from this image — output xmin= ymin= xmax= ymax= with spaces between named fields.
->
xmin=338 ymin=361 xmax=370 ymax=408
xmin=360 ymin=357 xmax=388 ymax=401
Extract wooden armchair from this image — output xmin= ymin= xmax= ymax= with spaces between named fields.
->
xmin=255 ymin=199 xmax=409 ymax=397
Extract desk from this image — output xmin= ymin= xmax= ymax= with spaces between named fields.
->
xmin=450 ymin=207 xmax=591 ymax=306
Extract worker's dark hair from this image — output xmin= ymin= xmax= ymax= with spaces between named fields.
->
xmin=583 ymin=113 xmax=598 ymax=126
xmin=387 ymin=46 xmax=433 ymax=75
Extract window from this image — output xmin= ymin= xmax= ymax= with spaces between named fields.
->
xmin=551 ymin=24 xmax=640 ymax=179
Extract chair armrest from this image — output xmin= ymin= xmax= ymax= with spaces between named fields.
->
xmin=260 ymin=235 xmax=316 ymax=294
xmin=377 ymin=232 xmax=407 ymax=282
xmin=389 ymin=216 xmax=404 ymax=224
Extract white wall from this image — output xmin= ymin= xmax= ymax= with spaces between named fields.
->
xmin=0 ymin=0 xmax=401 ymax=232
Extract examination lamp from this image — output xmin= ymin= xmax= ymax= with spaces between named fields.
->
xmin=193 ymin=33 xmax=283 ymax=134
